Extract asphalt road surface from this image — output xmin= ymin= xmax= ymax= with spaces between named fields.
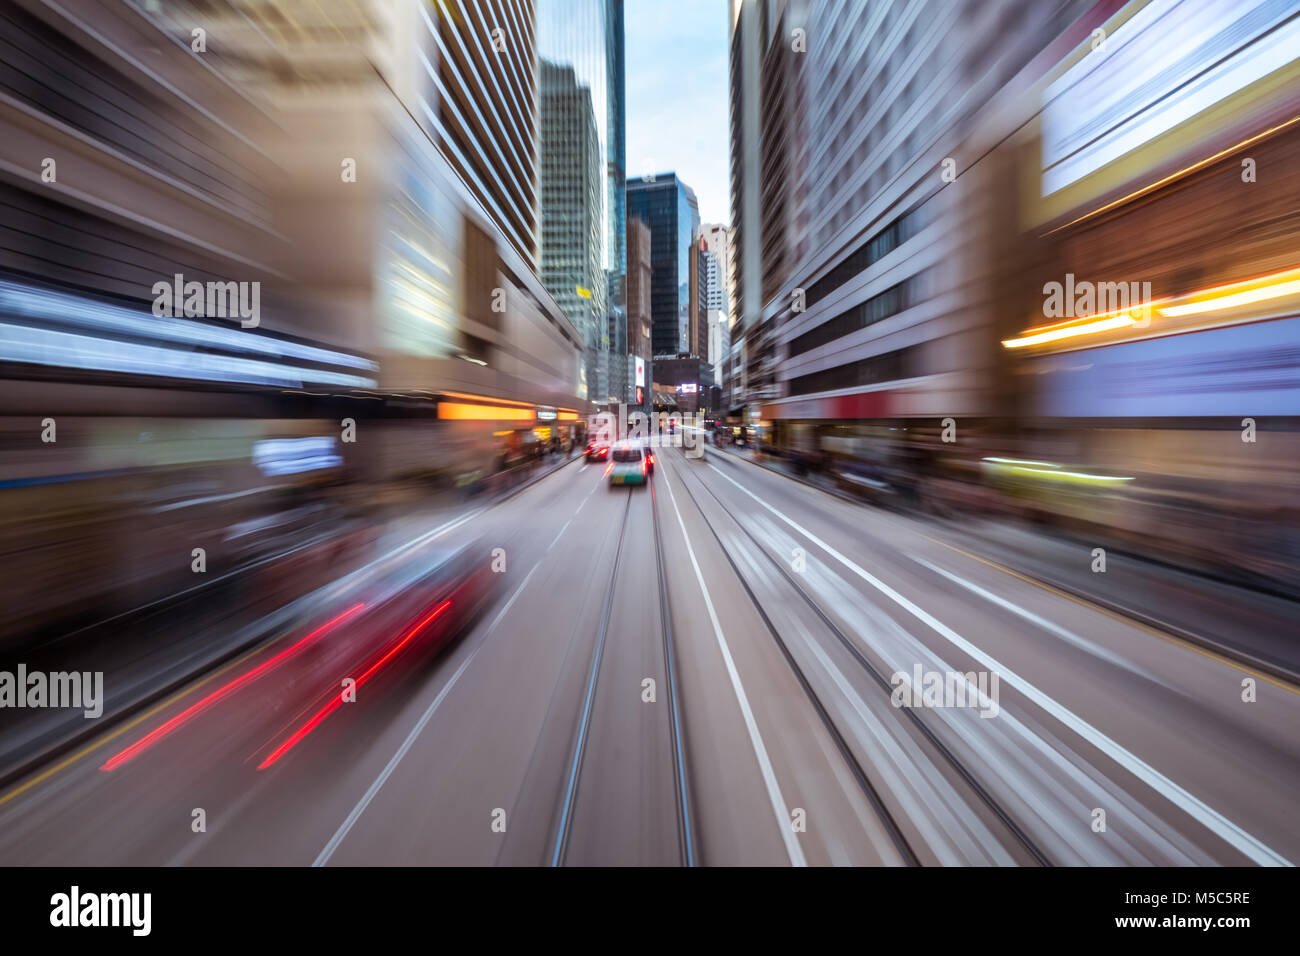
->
xmin=1 ymin=446 xmax=1296 ymax=866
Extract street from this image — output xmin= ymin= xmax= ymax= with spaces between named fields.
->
xmin=2 ymin=447 xmax=1294 ymax=866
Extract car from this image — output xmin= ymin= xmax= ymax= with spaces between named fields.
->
xmin=607 ymin=443 xmax=648 ymax=486
xmin=585 ymin=440 xmax=610 ymax=462
xmin=622 ymin=437 xmax=656 ymax=475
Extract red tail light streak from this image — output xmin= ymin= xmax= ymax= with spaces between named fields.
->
xmin=100 ymin=603 xmax=366 ymax=772
xmin=256 ymin=599 xmax=452 ymax=770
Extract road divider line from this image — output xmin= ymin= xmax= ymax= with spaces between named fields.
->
xmin=923 ymin=536 xmax=1300 ymax=696
xmin=313 ymin=640 xmax=485 ymax=866
xmin=318 ymin=485 xmax=590 ymax=863
xmin=911 ymin=557 xmax=1168 ymax=688
xmin=661 ymin=465 xmax=807 ymax=867
xmin=707 ymin=462 xmax=1291 ymax=867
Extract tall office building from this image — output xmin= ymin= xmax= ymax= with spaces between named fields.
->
xmin=728 ymin=0 xmax=808 ymax=411
xmin=626 ymin=173 xmax=701 ymax=361
xmin=687 ymin=238 xmax=706 ymax=360
xmin=730 ymin=0 xmax=1089 ymax=436
xmin=540 ymin=60 xmax=605 ymax=403
xmin=604 ymin=0 xmax=629 ymax=407
xmin=627 ymin=217 xmax=653 ymax=407
xmin=419 ymin=0 xmax=541 ymax=271
xmin=704 ymin=262 xmax=729 ymax=392
xmin=699 ymin=224 xmax=731 ymax=315
xmin=45 ymin=0 xmax=587 ymax=475
xmin=538 ymin=0 xmax=626 ymax=409
xmin=699 ymin=223 xmax=731 ymax=395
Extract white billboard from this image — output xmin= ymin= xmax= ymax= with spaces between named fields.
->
xmin=1042 ymin=0 xmax=1300 ymax=195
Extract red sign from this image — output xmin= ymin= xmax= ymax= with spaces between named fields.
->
xmin=763 ymin=389 xmax=894 ymax=421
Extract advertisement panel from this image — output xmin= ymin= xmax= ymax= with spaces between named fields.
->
xmin=1042 ymin=0 xmax=1300 ymax=196
xmin=1033 ymin=317 xmax=1300 ymax=417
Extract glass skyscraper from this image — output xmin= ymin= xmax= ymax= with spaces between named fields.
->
xmin=626 ymin=173 xmax=701 ymax=358
xmin=538 ymin=0 xmax=626 ymax=407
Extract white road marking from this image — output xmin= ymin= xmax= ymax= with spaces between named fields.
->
xmin=547 ymin=517 xmax=574 ymax=551
xmin=708 ymin=462 xmax=1291 ymax=867
xmin=315 ymin=467 xmax=600 ymax=865
xmin=314 ymin=555 xmax=544 ymax=866
xmin=312 ymin=646 xmax=480 ymax=866
xmin=913 ymin=557 xmax=1171 ymax=689
xmin=661 ymin=465 xmax=807 ymax=867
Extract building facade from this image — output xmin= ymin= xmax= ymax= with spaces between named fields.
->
xmin=728 ymin=0 xmax=808 ymax=412
xmin=699 ymin=225 xmax=732 ymax=393
xmin=999 ymin=0 xmax=1300 ymax=592
xmin=700 ymin=230 xmax=729 ymax=312
xmin=626 ymin=173 xmax=701 ymax=366
xmin=538 ymin=0 xmax=626 ymax=409
xmin=420 ymin=0 xmax=540 ymax=271
xmin=540 ymin=60 xmax=606 ymax=404
xmin=626 ymin=216 xmax=653 ymax=409
xmin=730 ymin=0 xmax=1088 ymax=443
xmin=10 ymin=0 xmax=588 ymax=470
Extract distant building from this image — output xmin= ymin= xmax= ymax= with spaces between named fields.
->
xmin=707 ymin=307 xmax=729 ymax=391
xmin=688 ymin=237 xmax=708 ymax=360
xmin=626 ymin=173 xmax=701 ymax=360
xmin=699 ymin=223 xmax=732 ymax=317
xmin=651 ymin=354 xmax=717 ymax=415
xmin=700 ymin=242 xmax=730 ymax=389
xmin=626 ymin=216 xmax=653 ymax=408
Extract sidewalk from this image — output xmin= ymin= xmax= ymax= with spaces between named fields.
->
xmin=717 ymin=444 xmax=1300 ymax=681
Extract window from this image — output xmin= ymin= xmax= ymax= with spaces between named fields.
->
xmin=788 ymin=282 xmax=906 ymax=357
xmin=787 ymin=347 xmax=914 ymax=396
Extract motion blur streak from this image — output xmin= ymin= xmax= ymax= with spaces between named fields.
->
xmin=1 ymin=0 xmax=1298 ymax=870
xmin=707 ymin=462 xmax=1292 ymax=868
xmin=256 ymin=601 xmax=452 ymax=770
xmin=99 ymin=603 xmax=367 ymax=772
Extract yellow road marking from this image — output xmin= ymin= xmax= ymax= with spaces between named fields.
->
xmin=0 ymin=636 xmax=284 ymax=808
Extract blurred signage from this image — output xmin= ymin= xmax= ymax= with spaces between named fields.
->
xmin=635 ymin=356 xmax=646 ymax=387
xmin=636 ymin=386 xmax=644 ymax=404
xmin=253 ymin=437 xmax=342 ymax=476
xmin=1042 ymin=0 xmax=1300 ymax=195
xmin=1033 ymin=316 xmax=1300 ymax=417
xmin=677 ymin=383 xmax=698 ymax=393
xmin=0 ymin=280 xmax=377 ymax=390
xmin=537 ymin=407 xmax=557 ymax=420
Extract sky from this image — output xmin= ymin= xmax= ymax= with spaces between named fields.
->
xmin=625 ymin=0 xmax=731 ymax=225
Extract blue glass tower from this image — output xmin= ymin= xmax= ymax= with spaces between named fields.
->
xmin=626 ymin=173 xmax=700 ymax=358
